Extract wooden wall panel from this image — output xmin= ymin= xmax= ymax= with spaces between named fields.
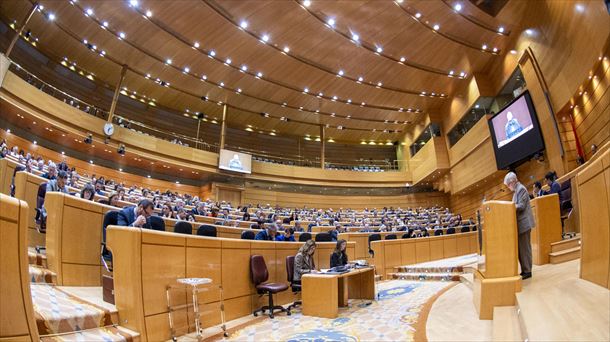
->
xmin=242 ymin=187 xmax=449 ymax=210
xmin=0 ymin=194 xmax=39 ymax=341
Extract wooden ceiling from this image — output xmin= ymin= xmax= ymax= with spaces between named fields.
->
xmin=0 ymin=0 xmax=527 ymax=142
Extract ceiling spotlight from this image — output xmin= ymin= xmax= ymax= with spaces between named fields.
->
xmin=492 ymin=47 xmax=498 ymax=53
xmin=262 ymin=34 xmax=270 ymax=42
xmin=241 ymin=65 xmax=248 ymax=71
xmin=482 ymin=44 xmax=487 ymax=50
xmin=449 ymin=70 xmax=454 ymax=76
xmin=193 ymin=42 xmax=200 ymax=48
xmin=399 ymin=56 xmax=405 ymax=62
xmin=103 ymin=21 xmax=109 ymax=27
xmin=165 ymin=58 xmax=172 ymax=64
xmin=283 ymin=46 xmax=290 ymax=53
xmin=377 ymin=82 xmax=382 ymax=87
xmin=85 ymin=8 xmax=93 ymax=16
xmin=119 ymin=32 xmax=126 ymax=39
xmin=303 ymin=0 xmax=311 ymax=6
xmin=48 ymin=13 xmax=56 ymax=21
xmin=525 ymin=29 xmax=534 ymax=36
xmin=145 ymin=10 xmax=152 ymax=17
xmin=498 ymin=26 xmax=505 ymax=33
xmin=415 ymin=12 xmax=422 ymax=18
xmin=201 ymin=75 xmax=207 ymax=80
xmin=352 ymin=33 xmax=359 ymax=41
xmin=454 ymin=3 xmax=462 ymax=11
xmin=459 ymin=71 xmax=466 ymax=77
xmin=240 ymin=20 xmax=248 ymax=29
xmin=237 ymin=88 xmax=242 ymax=93
xmin=318 ymin=92 xmax=323 ymax=97
xmin=332 ymin=96 xmax=338 ymax=100
xmin=209 ymin=50 xmax=216 ymax=57
xmin=183 ymin=67 xmax=190 ymax=73
xmin=225 ymin=58 xmax=232 ymax=64
xmin=347 ymin=99 xmax=351 ymax=103
xmin=376 ymin=47 xmax=383 ymax=53
xmin=433 ymin=24 xmax=440 ymax=31
xmin=304 ymin=87 xmax=309 ymax=93
xmin=219 ymin=82 xmax=224 ymax=87
xmin=327 ymin=18 xmax=335 ymax=27
xmin=256 ymin=72 xmax=263 ymax=77
xmin=396 ymin=0 xmax=403 ymax=3
xmin=357 ymin=76 xmax=364 ymax=82
xmin=338 ymin=70 xmax=344 ymax=76
xmin=129 ymin=0 xmax=139 ymax=7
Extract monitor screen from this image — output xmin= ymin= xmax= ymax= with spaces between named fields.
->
xmin=218 ymin=149 xmax=252 ymax=174
xmin=488 ymin=91 xmax=545 ymax=169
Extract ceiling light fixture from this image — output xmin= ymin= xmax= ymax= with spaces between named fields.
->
xmin=283 ymin=46 xmax=290 ymax=53
xmin=352 ymin=33 xmax=359 ymax=41
xmin=338 ymin=70 xmax=344 ymax=76
xmin=399 ymin=57 xmax=406 ymax=62
xmin=225 ymin=58 xmax=232 ymax=64
xmin=433 ymin=24 xmax=440 ymax=31
xmin=119 ymin=32 xmax=126 ymax=39
xmin=209 ymin=50 xmax=216 ymax=57
xmin=85 ymin=8 xmax=93 ymax=16
xmin=241 ymin=65 xmax=248 ymax=71
xmin=454 ymin=3 xmax=462 ymax=11
xmin=376 ymin=46 xmax=383 ymax=53
xmin=48 ymin=13 xmax=56 ymax=21
xmin=193 ymin=42 xmax=200 ymax=48
xmin=239 ymin=20 xmax=248 ymax=29
xmin=498 ymin=26 xmax=505 ymax=33
xmin=327 ymin=18 xmax=335 ymax=27
xmin=129 ymin=0 xmax=139 ymax=7
xmin=357 ymin=76 xmax=364 ymax=82
xmin=262 ymin=34 xmax=270 ymax=42
xmin=145 ymin=10 xmax=152 ymax=17
xmin=166 ymin=58 xmax=172 ymax=64
xmin=303 ymin=0 xmax=311 ymax=7
xmin=102 ymin=21 xmax=109 ymax=27
xmin=415 ymin=12 xmax=422 ymax=18
xmin=256 ymin=72 xmax=263 ymax=78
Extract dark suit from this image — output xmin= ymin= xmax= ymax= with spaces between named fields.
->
xmin=513 ymin=182 xmax=534 ymax=274
xmin=117 ymin=206 xmax=150 ymax=228
xmin=330 ymin=251 xmax=348 ymax=268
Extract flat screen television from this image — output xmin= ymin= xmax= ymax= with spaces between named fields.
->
xmin=218 ymin=149 xmax=252 ymax=174
xmin=488 ymin=91 xmax=545 ymax=169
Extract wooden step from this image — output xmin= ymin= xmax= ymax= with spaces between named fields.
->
xmin=492 ymin=306 xmax=522 ymax=341
xmin=550 ymin=237 xmax=581 ymax=253
xmin=549 ymin=247 xmax=581 ymax=264
xmin=40 ymin=325 xmax=140 ymax=341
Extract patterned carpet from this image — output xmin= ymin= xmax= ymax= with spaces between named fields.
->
xmin=224 ymin=280 xmax=454 ymax=341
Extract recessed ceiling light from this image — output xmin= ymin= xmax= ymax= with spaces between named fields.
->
xmin=219 ymin=82 xmax=224 ymax=87
xmin=399 ymin=57 xmax=405 ymax=62
xmin=357 ymin=76 xmax=364 ymax=82
xmin=303 ymin=0 xmax=311 ymax=7
xmin=492 ymin=47 xmax=498 ymax=53
xmin=183 ymin=67 xmax=190 ymax=73
xmin=449 ymin=70 xmax=454 ymax=75
xmin=283 ymin=46 xmax=290 ymax=53
xmin=209 ymin=50 xmax=216 ymax=57
xmin=225 ymin=58 xmax=232 ymax=64
xmin=498 ymin=26 xmax=505 ymax=33
xmin=415 ymin=12 xmax=422 ymax=18
xmin=33 ymin=140 xmax=37 ymax=144
xmin=525 ymin=29 xmax=534 ymax=36
xmin=129 ymin=0 xmax=139 ymax=7
xmin=454 ymin=3 xmax=462 ymax=11
xmin=262 ymin=34 xmax=270 ymax=42
xmin=119 ymin=32 xmax=126 ymax=39
xmin=48 ymin=13 xmax=56 ymax=21
xmin=304 ymin=87 xmax=309 ymax=93
xmin=239 ymin=20 xmax=248 ymax=29
xmin=241 ymin=65 xmax=248 ymax=71
xmin=377 ymin=82 xmax=382 ymax=87
xmin=433 ymin=24 xmax=440 ymax=31
xmin=102 ymin=21 xmax=109 ymax=27
xmin=85 ymin=8 xmax=93 ymax=16
xmin=237 ymin=88 xmax=242 ymax=93
xmin=338 ymin=70 xmax=344 ymax=76
xmin=256 ymin=72 xmax=263 ymax=77
xmin=376 ymin=47 xmax=383 ymax=53
xmin=145 ymin=10 xmax=152 ymax=17
xmin=482 ymin=44 xmax=487 ymax=50
xmin=352 ymin=33 xmax=359 ymax=41
xmin=332 ymin=96 xmax=338 ymax=100
xmin=327 ymin=18 xmax=335 ymax=27
xmin=166 ymin=58 xmax=172 ymax=64
xmin=193 ymin=42 xmax=200 ymax=48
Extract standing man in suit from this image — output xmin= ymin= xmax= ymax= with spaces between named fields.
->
xmin=504 ymin=172 xmax=534 ymax=279
xmin=117 ymin=199 xmax=154 ymax=228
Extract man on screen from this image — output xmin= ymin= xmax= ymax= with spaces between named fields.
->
xmin=228 ymin=154 xmax=243 ymax=170
xmin=504 ymin=111 xmax=523 ymax=140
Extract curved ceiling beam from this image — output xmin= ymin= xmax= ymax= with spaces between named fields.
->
xmin=24 ymin=9 xmax=404 ymax=135
xmin=394 ymin=1 xmax=502 ymax=54
xmin=440 ymin=0 xmax=511 ymax=35
xmin=64 ymin=1 xmax=421 ymax=124
xmin=202 ymin=0 xmax=457 ymax=93
xmin=92 ymin=1 xmax=432 ymax=113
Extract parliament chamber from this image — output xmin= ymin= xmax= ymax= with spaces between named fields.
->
xmin=0 ymin=0 xmax=609 ymax=341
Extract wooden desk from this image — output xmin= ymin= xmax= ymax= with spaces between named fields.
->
xmin=301 ymin=267 xmax=375 ymax=318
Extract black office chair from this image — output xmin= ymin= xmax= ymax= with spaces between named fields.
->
xmin=315 ymin=232 xmax=332 ymax=242
xmin=434 ymin=229 xmax=444 ymax=236
xmin=101 ymin=210 xmax=119 ymax=272
xmin=241 ymin=230 xmax=255 ymax=240
xmin=460 ymin=226 xmax=471 ymax=233
xmin=149 ymin=216 xmax=166 ymax=231
xmin=446 ymin=227 xmax=456 ymax=235
xmin=385 ymin=234 xmax=397 ymax=240
xmin=401 ymin=232 xmax=411 ymax=239
xmin=285 ymin=255 xmax=301 ymax=312
xmin=197 ymin=224 xmax=217 ymax=237
xmin=368 ymin=233 xmax=381 ymax=257
xmin=298 ymin=233 xmax=312 ymax=242
xmin=250 ymin=255 xmax=289 ymax=318
xmin=250 ymin=223 xmax=261 ymax=229
xmin=174 ymin=221 xmax=192 ymax=235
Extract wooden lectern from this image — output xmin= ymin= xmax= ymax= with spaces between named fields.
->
xmin=530 ymin=194 xmax=562 ymax=265
xmin=473 ymin=201 xmax=522 ymax=320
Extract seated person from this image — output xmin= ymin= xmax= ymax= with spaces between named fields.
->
xmin=330 ymin=239 xmax=348 ymax=268
xmin=117 ymin=199 xmax=154 ymax=228
xmin=191 ymin=202 xmax=207 ymax=216
xmin=275 ymin=228 xmax=295 ymax=242
xmin=41 ymin=163 xmax=58 ymax=180
xmin=544 ymin=171 xmax=563 ymax=202
xmin=46 ymin=170 xmax=69 ymax=193
xmin=293 ymin=239 xmax=316 ymax=284
xmin=255 ymin=224 xmax=277 ymax=241
xmin=532 ymin=181 xmax=543 ymax=198
xmin=159 ymin=203 xmax=174 ymax=218
xmin=94 ymin=182 xmax=105 ymax=195
xmin=80 ymin=183 xmax=95 ymax=201
xmin=293 ymin=221 xmax=303 ymax=232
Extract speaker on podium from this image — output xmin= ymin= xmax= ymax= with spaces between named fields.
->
xmin=473 ymin=200 xmax=522 ymax=320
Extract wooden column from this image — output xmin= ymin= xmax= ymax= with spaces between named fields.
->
xmin=5 ymin=2 xmax=38 ymax=57
xmin=220 ymin=104 xmax=227 ymax=149
xmin=106 ymin=65 xmax=128 ymax=123
xmin=320 ymin=125 xmax=325 ymax=169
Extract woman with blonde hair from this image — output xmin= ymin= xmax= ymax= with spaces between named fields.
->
xmin=293 ymin=239 xmax=316 ymax=284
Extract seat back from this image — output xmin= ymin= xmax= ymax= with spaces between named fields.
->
xmin=368 ymin=233 xmax=382 ymax=256
xmin=385 ymin=234 xmax=397 ymax=240
xmin=36 ymin=182 xmax=47 ymax=210
xmin=401 ymin=232 xmax=411 ymax=239
xmin=174 ymin=221 xmax=192 ymax=235
xmin=446 ymin=227 xmax=456 ymax=235
xmin=299 ymin=232 xmax=312 ymax=242
xmin=250 ymin=223 xmax=260 ymax=229
xmin=286 ymin=255 xmax=295 ymax=283
xmin=241 ymin=230 xmax=255 ymax=240
xmin=460 ymin=226 xmax=471 ymax=233
xmin=434 ymin=229 xmax=443 ymax=236
xmin=149 ymin=216 xmax=166 ymax=231
xmin=197 ymin=224 xmax=217 ymax=237
xmin=250 ymin=255 xmax=269 ymax=286
xmin=315 ymin=232 xmax=332 ymax=242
